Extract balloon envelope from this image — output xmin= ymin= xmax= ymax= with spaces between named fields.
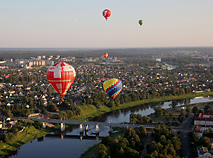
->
xmin=103 ymin=9 xmax=111 ymax=20
xmin=103 ymin=78 xmax=122 ymax=100
xmin=103 ymin=53 xmax=108 ymax=59
xmin=139 ymin=20 xmax=144 ymax=26
xmin=46 ymin=62 xmax=76 ymax=98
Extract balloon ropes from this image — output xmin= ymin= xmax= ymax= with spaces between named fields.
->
xmin=103 ymin=9 xmax=111 ymax=21
xmin=47 ymin=62 xmax=76 ymax=98
xmin=103 ymin=78 xmax=123 ymax=100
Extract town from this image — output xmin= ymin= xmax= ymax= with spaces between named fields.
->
xmin=1 ymin=48 xmax=213 ymax=158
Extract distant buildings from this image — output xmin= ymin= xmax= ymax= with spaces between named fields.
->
xmin=27 ymin=60 xmax=45 ymax=67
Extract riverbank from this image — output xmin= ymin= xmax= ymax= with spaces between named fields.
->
xmin=72 ymin=91 xmax=213 ymax=121
xmin=80 ymin=93 xmax=213 ymax=158
xmin=0 ymin=126 xmax=53 ymax=157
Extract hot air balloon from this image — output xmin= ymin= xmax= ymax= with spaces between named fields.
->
xmin=103 ymin=78 xmax=122 ymax=100
xmin=139 ymin=20 xmax=144 ymax=26
xmin=103 ymin=53 xmax=108 ymax=59
xmin=46 ymin=62 xmax=76 ymax=98
xmin=103 ymin=9 xmax=111 ymax=20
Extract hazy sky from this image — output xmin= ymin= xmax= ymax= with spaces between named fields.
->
xmin=0 ymin=0 xmax=213 ymax=48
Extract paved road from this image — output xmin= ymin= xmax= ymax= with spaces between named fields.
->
xmin=181 ymin=131 xmax=194 ymax=158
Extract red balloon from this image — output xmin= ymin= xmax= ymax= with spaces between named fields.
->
xmin=46 ymin=62 xmax=76 ymax=98
xmin=103 ymin=9 xmax=111 ymax=20
xmin=103 ymin=53 xmax=108 ymax=59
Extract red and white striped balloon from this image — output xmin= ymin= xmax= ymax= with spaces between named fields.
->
xmin=46 ymin=62 xmax=76 ymax=98
xmin=102 ymin=9 xmax=111 ymax=20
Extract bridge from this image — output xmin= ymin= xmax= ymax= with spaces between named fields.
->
xmin=26 ymin=117 xmax=156 ymax=129
xmin=25 ymin=117 xmax=191 ymax=134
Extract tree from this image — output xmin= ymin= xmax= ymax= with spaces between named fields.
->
xmin=143 ymin=116 xmax=151 ymax=123
xmin=171 ymin=100 xmax=178 ymax=110
xmin=186 ymin=105 xmax=191 ymax=113
xmin=200 ymin=137 xmax=211 ymax=150
xmin=180 ymin=109 xmax=186 ymax=117
xmin=22 ymin=96 xmax=29 ymax=103
xmin=192 ymin=106 xmax=199 ymax=114
xmin=6 ymin=109 xmax=13 ymax=118
xmin=204 ymin=105 xmax=212 ymax=113
xmin=154 ymin=107 xmax=163 ymax=117
xmin=125 ymin=147 xmax=140 ymax=158
xmin=47 ymin=101 xmax=57 ymax=112
xmin=137 ymin=126 xmax=147 ymax=138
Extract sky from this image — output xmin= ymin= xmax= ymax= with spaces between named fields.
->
xmin=0 ymin=0 xmax=213 ymax=48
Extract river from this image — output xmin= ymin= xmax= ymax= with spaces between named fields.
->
xmin=9 ymin=96 xmax=213 ymax=158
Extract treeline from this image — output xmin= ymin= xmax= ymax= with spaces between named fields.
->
xmin=0 ymin=97 xmax=81 ymax=119
xmin=86 ymin=87 xmax=192 ymax=110
xmin=96 ymin=124 xmax=183 ymax=158
xmin=130 ymin=113 xmax=151 ymax=124
xmin=96 ymin=126 xmax=147 ymax=158
xmin=146 ymin=124 xmax=183 ymax=158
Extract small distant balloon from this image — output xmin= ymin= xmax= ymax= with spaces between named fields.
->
xmin=46 ymin=62 xmax=76 ymax=98
xmin=139 ymin=20 xmax=144 ymax=26
xmin=103 ymin=53 xmax=108 ymax=59
xmin=103 ymin=78 xmax=123 ymax=100
xmin=103 ymin=9 xmax=111 ymax=20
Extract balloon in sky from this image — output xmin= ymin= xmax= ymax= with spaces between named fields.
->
xmin=103 ymin=9 xmax=111 ymax=20
xmin=103 ymin=78 xmax=123 ymax=100
xmin=47 ymin=62 xmax=76 ymax=98
xmin=139 ymin=20 xmax=144 ymax=26
xmin=103 ymin=53 xmax=108 ymax=59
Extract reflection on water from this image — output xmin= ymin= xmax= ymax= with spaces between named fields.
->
xmin=9 ymin=96 xmax=213 ymax=158
xmin=93 ymin=96 xmax=213 ymax=123
xmin=10 ymin=137 xmax=99 ymax=158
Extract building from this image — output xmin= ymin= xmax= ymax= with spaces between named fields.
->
xmin=194 ymin=113 xmax=213 ymax=131
xmin=27 ymin=60 xmax=45 ymax=67
xmin=45 ymin=60 xmax=54 ymax=66
xmin=197 ymin=146 xmax=212 ymax=158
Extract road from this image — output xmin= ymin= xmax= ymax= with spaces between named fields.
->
xmin=181 ymin=131 xmax=194 ymax=158
xmin=179 ymin=115 xmax=194 ymax=158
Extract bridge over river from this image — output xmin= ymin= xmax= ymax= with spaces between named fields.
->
xmin=25 ymin=117 xmax=190 ymax=132
xmin=26 ymin=118 xmax=156 ymax=129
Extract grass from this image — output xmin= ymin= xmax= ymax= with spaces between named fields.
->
xmin=0 ymin=126 xmax=52 ymax=157
xmin=72 ymin=91 xmax=213 ymax=121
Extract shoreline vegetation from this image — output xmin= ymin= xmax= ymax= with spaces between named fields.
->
xmin=73 ymin=91 xmax=213 ymax=121
xmin=79 ymin=91 xmax=213 ymax=158
xmin=1 ymin=91 xmax=213 ymax=157
xmin=0 ymin=126 xmax=53 ymax=157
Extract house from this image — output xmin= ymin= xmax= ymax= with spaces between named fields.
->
xmin=197 ymin=146 xmax=213 ymax=158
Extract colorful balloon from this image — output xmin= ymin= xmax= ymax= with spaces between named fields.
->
xmin=103 ymin=53 xmax=108 ymax=59
xmin=139 ymin=20 xmax=144 ymax=26
xmin=46 ymin=62 xmax=76 ymax=98
xmin=103 ymin=78 xmax=122 ymax=100
xmin=103 ymin=9 xmax=111 ymax=20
